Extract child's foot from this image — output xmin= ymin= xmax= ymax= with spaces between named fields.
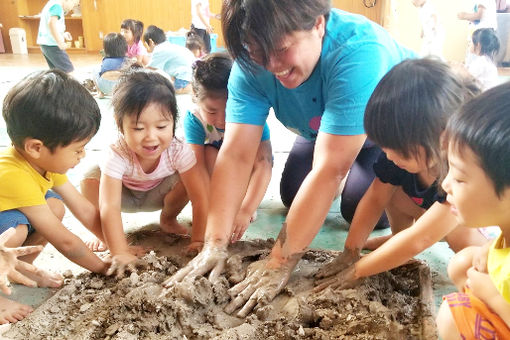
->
xmin=363 ymin=234 xmax=393 ymax=251
xmin=0 ymin=296 xmax=33 ymax=324
xmin=18 ymin=267 xmax=63 ymax=288
xmin=85 ymin=238 xmax=108 ymax=252
xmin=160 ymin=212 xmax=189 ymax=235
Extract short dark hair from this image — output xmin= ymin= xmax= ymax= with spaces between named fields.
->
xmin=185 ymin=31 xmax=205 ymax=53
xmin=221 ymin=0 xmax=330 ymax=71
xmin=2 ymin=70 xmax=100 ymax=152
xmin=472 ymin=28 xmax=500 ymax=60
xmin=121 ymin=19 xmax=144 ymax=43
xmin=143 ymin=25 xmax=166 ymax=45
xmin=103 ymin=32 xmax=128 ymax=58
xmin=112 ymin=69 xmax=178 ymax=136
xmin=364 ymin=58 xmax=480 ymax=167
xmin=444 ymin=82 xmax=510 ymax=196
xmin=192 ymin=52 xmax=233 ymax=101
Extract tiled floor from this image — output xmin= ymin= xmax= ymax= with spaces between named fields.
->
xmin=0 ymin=52 xmax=457 ymax=316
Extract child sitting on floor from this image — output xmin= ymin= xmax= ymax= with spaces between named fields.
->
xmin=184 ymin=52 xmax=273 ymax=242
xmin=81 ymin=70 xmax=208 ymax=273
xmin=120 ymin=19 xmax=150 ymax=66
xmin=315 ymin=59 xmax=498 ymax=290
xmin=143 ymin=25 xmax=196 ymax=94
xmin=436 ymin=81 xmax=510 ymax=339
xmin=466 ymin=28 xmax=500 ymax=91
xmin=0 ymin=70 xmax=110 ymax=323
xmin=185 ymin=30 xmax=206 ymax=59
xmin=94 ymin=32 xmax=128 ymax=98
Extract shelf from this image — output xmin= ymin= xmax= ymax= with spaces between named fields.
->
xmin=19 ymin=15 xmax=82 ymax=20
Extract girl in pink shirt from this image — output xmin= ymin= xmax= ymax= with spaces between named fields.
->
xmin=120 ymin=19 xmax=150 ymax=66
xmin=81 ymin=70 xmax=208 ymax=274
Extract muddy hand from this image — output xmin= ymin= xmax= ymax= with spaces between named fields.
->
xmin=0 ymin=228 xmax=44 ymax=294
xmin=106 ymin=253 xmax=140 ymax=279
xmin=314 ymin=265 xmax=360 ymax=292
xmin=224 ymin=258 xmax=293 ymax=318
xmin=161 ymin=242 xmax=228 ymax=289
xmin=315 ymin=247 xmax=360 ymax=279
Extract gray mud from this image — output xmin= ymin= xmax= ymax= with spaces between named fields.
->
xmin=5 ymin=230 xmax=437 ymax=339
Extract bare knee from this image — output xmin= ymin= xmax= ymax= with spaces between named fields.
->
xmin=47 ymin=197 xmax=65 ymax=221
xmin=80 ymin=178 xmax=100 ymax=208
xmin=445 ymin=226 xmax=487 ymax=253
xmin=436 ymin=300 xmax=462 ymax=340
xmin=447 ymin=246 xmax=478 ymax=290
xmin=3 ymin=225 xmax=29 ymax=248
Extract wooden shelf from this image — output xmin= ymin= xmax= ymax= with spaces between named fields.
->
xmin=19 ymin=15 xmax=82 ymax=20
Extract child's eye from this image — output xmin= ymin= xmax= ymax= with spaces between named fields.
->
xmin=157 ymin=125 xmax=168 ymax=129
xmin=133 ymin=127 xmax=144 ymax=131
xmin=75 ymin=149 xmax=84 ymax=155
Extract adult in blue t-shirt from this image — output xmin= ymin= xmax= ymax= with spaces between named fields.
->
xmin=164 ymin=0 xmax=415 ymax=315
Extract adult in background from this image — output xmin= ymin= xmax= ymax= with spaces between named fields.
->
xmin=164 ymin=0 xmax=414 ymax=317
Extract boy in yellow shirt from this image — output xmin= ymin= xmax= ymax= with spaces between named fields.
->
xmin=0 ymin=70 xmax=110 ymax=324
xmin=437 ymin=82 xmax=510 ymax=338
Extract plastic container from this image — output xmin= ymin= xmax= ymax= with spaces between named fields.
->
xmin=9 ymin=28 xmax=28 ymax=54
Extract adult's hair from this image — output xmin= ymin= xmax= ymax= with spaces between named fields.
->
xmin=2 ymin=70 xmax=100 ymax=152
xmin=192 ymin=52 xmax=233 ymax=101
xmin=221 ymin=0 xmax=330 ymax=71
xmin=143 ymin=25 xmax=166 ymax=45
xmin=472 ymin=28 xmax=500 ymax=60
xmin=364 ymin=58 xmax=480 ymax=168
xmin=103 ymin=32 xmax=128 ymax=58
xmin=444 ymin=82 xmax=510 ymax=196
xmin=185 ymin=31 xmax=205 ymax=53
xmin=121 ymin=19 xmax=144 ymax=43
xmin=112 ymin=69 xmax=178 ymax=136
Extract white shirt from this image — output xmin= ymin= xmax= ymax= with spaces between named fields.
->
xmin=191 ymin=0 xmax=210 ymax=29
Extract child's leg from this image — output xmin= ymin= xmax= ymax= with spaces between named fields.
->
xmin=80 ymin=170 xmax=107 ymax=252
xmin=364 ymin=187 xmax=424 ymax=250
xmin=444 ymin=226 xmax=488 ymax=253
xmin=204 ymin=145 xmax=219 ymax=176
xmin=436 ymin=300 xmax=463 ymax=340
xmin=0 ymin=296 xmax=33 ymax=324
xmin=160 ymin=180 xmax=189 ymax=235
xmin=447 ymin=246 xmax=478 ymax=291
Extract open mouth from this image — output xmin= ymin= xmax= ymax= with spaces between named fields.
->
xmin=143 ymin=145 xmax=158 ymax=152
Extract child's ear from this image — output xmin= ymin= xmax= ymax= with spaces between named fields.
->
xmin=23 ymin=138 xmax=45 ymax=159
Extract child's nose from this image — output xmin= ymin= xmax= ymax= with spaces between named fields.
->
xmin=441 ymin=172 xmax=451 ymax=193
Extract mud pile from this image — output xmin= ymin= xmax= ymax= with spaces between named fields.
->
xmin=5 ymin=231 xmax=437 ymax=339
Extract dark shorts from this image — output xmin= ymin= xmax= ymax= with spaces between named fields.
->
xmin=0 ymin=190 xmax=63 ymax=234
xmin=40 ymin=45 xmax=74 ymax=73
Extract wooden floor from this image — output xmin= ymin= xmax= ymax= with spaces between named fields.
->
xmin=0 ymin=52 xmax=101 ymax=68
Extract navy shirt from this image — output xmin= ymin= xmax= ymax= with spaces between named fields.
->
xmin=100 ymin=57 xmax=126 ymax=76
xmin=373 ymin=152 xmax=445 ymax=209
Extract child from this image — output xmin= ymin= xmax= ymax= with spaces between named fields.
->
xmin=185 ymin=30 xmax=206 ymax=59
xmin=0 ymin=70 xmax=110 ymax=323
xmin=120 ymin=19 xmax=150 ymax=66
xmin=436 ymin=82 xmax=510 ymax=339
xmin=183 ymin=53 xmax=273 ymax=242
xmin=94 ymin=32 xmax=128 ymax=98
xmin=143 ymin=25 xmax=196 ymax=94
xmin=81 ymin=70 xmax=208 ymax=271
xmin=412 ymin=0 xmax=445 ymax=59
xmin=37 ymin=0 xmax=79 ymax=73
xmin=466 ymin=28 xmax=500 ymax=91
xmin=458 ymin=0 xmax=498 ymax=30
xmin=190 ymin=0 xmax=220 ymax=54
xmin=315 ymin=58 xmax=496 ymax=289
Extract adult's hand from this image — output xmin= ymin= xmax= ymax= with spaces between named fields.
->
xmin=314 ymin=265 xmax=361 ymax=292
xmin=224 ymin=257 xmax=295 ymax=318
xmin=161 ymin=242 xmax=228 ymax=289
xmin=315 ymin=247 xmax=360 ymax=279
xmin=0 ymin=228 xmax=46 ymax=294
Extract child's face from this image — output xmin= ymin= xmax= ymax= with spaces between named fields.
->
xmin=122 ymin=102 xmax=174 ymax=165
xmin=34 ymin=139 xmax=89 ymax=175
xmin=197 ymin=96 xmax=227 ymax=129
xmin=120 ymin=28 xmax=134 ymax=44
xmin=382 ymin=147 xmax=429 ymax=174
xmin=442 ymin=143 xmax=510 ymax=227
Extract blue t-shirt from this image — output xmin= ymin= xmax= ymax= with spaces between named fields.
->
xmin=373 ymin=152 xmax=445 ymax=209
xmin=183 ymin=110 xmax=270 ymax=149
xmin=148 ymin=41 xmax=196 ymax=81
xmin=226 ymin=9 xmax=416 ymax=141
xmin=100 ymin=57 xmax=126 ymax=76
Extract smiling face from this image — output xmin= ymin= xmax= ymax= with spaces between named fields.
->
xmin=120 ymin=28 xmax=134 ymax=45
xmin=197 ymin=96 xmax=227 ymax=129
xmin=442 ymin=143 xmax=510 ymax=228
xmin=29 ymin=139 xmax=89 ymax=175
xmin=247 ymin=15 xmax=325 ymax=89
xmin=121 ymin=102 xmax=174 ymax=170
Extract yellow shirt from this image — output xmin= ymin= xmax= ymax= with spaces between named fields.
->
xmin=0 ymin=147 xmax=68 ymax=211
xmin=488 ymin=233 xmax=510 ymax=303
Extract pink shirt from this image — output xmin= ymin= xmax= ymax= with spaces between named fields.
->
xmin=101 ymin=138 xmax=196 ymax=191
xmin=126 ymin=40 xmax=148 ymax=58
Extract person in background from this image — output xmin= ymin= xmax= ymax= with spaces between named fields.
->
xmin=120 ymin=19 xmax=150 ymax=66
xmin=37 ymin=0 xmax=79 ymax=74
xmin=436 ymin=82 xmax=510 ymax=339
xmin=0 ymin=70 xmax=111 ymax=323
xmin=191 ymin=0 xmax=220 ymax=53
xmin=186 ymin=30 xmax=206 ymax=59
xmin=94 ymin=32 xmax=128 ymax=98
xmin=184 ymin=52 xmax=273 ymax=242
xmin=466 ymin=28 xmax=500 ymax=91
xmin=458 ymin=0 xmax=498 ymax=30
xmin=143 ymin=25 xmax=196 ymax=94
xmin=412 ymin=0 xmax=445 ymax=59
